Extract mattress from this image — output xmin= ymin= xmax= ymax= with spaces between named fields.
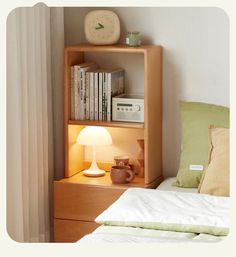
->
xmin=156 ymin=177 xmax=198 ymax=193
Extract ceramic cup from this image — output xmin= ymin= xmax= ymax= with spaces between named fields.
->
xmin=110 ymin=165 xmax=135 ymax=184
xmin=114 ymin=155 xmax=129 ymax=166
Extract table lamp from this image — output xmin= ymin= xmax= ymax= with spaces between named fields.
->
xmin=77 ymin=126 xmax=112 ymax=177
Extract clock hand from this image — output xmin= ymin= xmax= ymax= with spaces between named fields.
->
xmin=95 ymin=22 xmax=104 ymax=30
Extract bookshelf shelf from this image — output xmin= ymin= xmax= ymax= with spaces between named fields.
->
xmin=68 ymin=119 xmax=144 ymax=129
xmin=65 ymin=44 xmax=157 ymax=54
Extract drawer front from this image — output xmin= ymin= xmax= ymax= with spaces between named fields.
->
xmin=54 ymin=219 xmax=99 ymax=242
xmin=54 ymin=182 xmax=125 ymax=221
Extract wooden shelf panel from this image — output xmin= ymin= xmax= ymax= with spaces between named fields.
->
xmin=58 ymin=171 xmax=163 ymax=189
xmin=65 ymin=44 xmax=161 ymax=54
xmin=68 ymin=119 xmax=144 ymax=129
xmin=60 ymin=171 xmax=143 ymax=187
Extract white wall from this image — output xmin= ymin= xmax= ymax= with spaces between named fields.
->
xmin=64 ymin=7 xmax=229 ymax=178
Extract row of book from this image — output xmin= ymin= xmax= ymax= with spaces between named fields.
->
xmin=70 ymin=62 xmax=125 ymax=121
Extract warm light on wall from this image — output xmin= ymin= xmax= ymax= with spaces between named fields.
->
xmin=77 ymin=126 xmax=112 ymax=177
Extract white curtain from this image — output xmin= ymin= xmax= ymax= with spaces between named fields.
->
xmin=7 ymin=3 xmax=64 ymax=242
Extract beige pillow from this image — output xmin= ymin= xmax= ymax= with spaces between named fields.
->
xmin=198 ymin=127 xmax=229 ymax=196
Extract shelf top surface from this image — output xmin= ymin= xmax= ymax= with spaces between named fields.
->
xmin=56 ymin=171 xmax=146 ymax=189
xmin=65 ymin=44 xmax=162 ymax=53
xmin=68 ymin=120 xmax=144 ymax=129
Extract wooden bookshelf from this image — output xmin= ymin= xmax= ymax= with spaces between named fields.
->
xmin=64 ymin=44 xmax=162 ymax=183
xmin=54 ymin=43 xmax=163 ymax=242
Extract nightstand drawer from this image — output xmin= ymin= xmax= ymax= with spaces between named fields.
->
xmin=54 ymin=219 xmax=99 ymax=242
xmin=54 ymin=181 xmax=125 ymax=221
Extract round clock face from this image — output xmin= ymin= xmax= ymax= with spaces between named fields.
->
xmin=85 ymin=10 xmax=120 ymax=45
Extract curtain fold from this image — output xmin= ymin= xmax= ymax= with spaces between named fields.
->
xmin=7 ymin=3 xmax=64 ymax=242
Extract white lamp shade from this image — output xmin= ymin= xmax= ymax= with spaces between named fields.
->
xmin=77 ymin=126 xmax=112 ymax=146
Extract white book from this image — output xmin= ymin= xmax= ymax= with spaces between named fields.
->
xmin=73 ymin=62 xmax=95 ymax=120
xmin=89 ymin=72 xmax=94 ymax=120
xmin=94 ymin=71 xmax=99 ymax=120
xmin=85 ymin=72 xmax=90 ymax=120
xmin=80 ymin=64 xmax=97 ymax=120
xmin=98 ymin=72 xmax=103 ymax=121
xmin=107 ymin=68 xmax=125 ymax=121
xmin=70 ymin=66 xmax=75 ymax=120
xmin=74 ymin=65 xmax=80 ymax=120
xmin=103 ymin=72 xmax=107 ymax=120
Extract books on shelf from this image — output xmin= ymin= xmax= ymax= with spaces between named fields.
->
xmin=70 ymin=62 xmax=125 ymax=122
xmin=70 ymin=66 xmax=75 ymax=119
xmin=89 ymin=71 xmax=94 ymax=120
xmin=85 ymin=72 xmax=90 ymax=120
xmin=71 ymin=62 xmax=96 ymax=120
xmin=98 ymin=71 xmax=103 ymax=121
xmin=80 ymin=63 xmax=98 ymax=120
xmin=94 ymin=70 xmax=99 ymax=120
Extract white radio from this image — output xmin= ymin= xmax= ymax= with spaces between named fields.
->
xmin=112 ymin=94 xmax=144 ymax=122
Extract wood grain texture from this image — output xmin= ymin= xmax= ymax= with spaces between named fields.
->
xmin=68 ymin=119 xmax=144 ymax=129
xmin=144 ymin=46 xmax=163 ymax=184
xmin=65 ymin=44 xmax=157 ymax=54
xmin=67 ymin=125 xmax=84 ymax=177
xmin=57 ymin=170 xmax=162 ymax=188
xmin=54 ymin=219 xmax=99 ymax=242
xmin=54 ymin=180 xmax=126 ymax=221
xmin=54 ymin=172 xmax=163 ymax=220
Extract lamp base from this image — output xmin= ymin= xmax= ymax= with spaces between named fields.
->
xmin=83 ymin=169 xmax=105 ymax=177
xmin=82 ymin=146 xmax=106 ymax=177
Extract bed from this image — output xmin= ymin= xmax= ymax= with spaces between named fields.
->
xmin=78 ymin=177 xmax=229 ymax=243
xmin=75 ymin=102 xmax=229 ymax=243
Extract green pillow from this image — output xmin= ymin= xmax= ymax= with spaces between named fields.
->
xmin=173 ymin=101 xmax=229 ymax=188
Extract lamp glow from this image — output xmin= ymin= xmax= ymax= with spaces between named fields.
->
xmin=77 ymin=126 xmax=112 ymax=177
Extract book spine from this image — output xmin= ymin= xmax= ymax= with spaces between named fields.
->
xmin=80 ymin=70 xmax=85 ymax=120
xmin=103 ymin=73 xmax=108 ymax=120
xmin=98 ymin=72 xmax=103 ymax=121
xmin=89 ymin=72 xmax=94 ymax=120
xmin=70 ymin=66 xmax=75 ymax=120
xmin=94 ymin=72 xmax=99 ymax=120
xmin=105 ymin=73 xmax=108 ymax=121
xmin=74 ymin=66 xmax=80 ymax=120
xmin=85 ymin=72 xmax=90 ymax=120
xmin=107 ymin=73 xmax=111 ymax=121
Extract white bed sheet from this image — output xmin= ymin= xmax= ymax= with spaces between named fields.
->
xmin=78 ymin=178 xmax=225 ymax=243
xmin=79 ymin=225 xmax=224 ymax=243
xmin=156 ymin=177 xmax=198 ymax=193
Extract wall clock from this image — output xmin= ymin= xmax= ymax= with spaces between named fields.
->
xmin=84 ymin=10 xmax=120 ymax=45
